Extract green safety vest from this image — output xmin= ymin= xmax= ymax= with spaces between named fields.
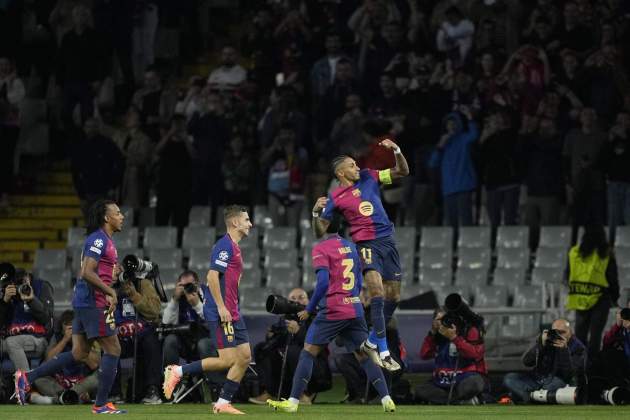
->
xmin=566 ymin=245 xmax=610 ymax=311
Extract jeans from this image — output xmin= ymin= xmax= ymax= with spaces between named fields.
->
xmin=503 ymin=372 xmax=567 ymax=403
xmin=443 ymin=191 xmax=473 ymax=228
xmin=0 ymin=335 xmax=48 ymax=371
xmin=486 ymin=185 xmax=520 ymax=227
xmin=607 ymin=181 xmax=630 ymax=243
xmin=414 ymin=374 xmax=485 ymax=404
xmin=575 ymin=296 xmax=610 ymax=359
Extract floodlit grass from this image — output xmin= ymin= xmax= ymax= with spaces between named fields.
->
xmin=1 ymin=403 xmax=630 ymax=420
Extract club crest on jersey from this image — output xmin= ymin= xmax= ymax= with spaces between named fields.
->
xmin=359 ymin=201 xmax=374 ymax=216
xmin=352 ymin=189 xmax=361 ymax=197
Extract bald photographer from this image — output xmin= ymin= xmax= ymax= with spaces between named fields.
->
xmin=0 ymin=267 xmax=54 ymax=371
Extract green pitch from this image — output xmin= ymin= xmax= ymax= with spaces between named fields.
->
xmin=1 ymin=404 xmax=630 ymax=419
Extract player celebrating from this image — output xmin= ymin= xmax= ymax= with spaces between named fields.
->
xmin=14 ymin=200 xmax=126 ymax=414
xmin=312 ymin=139 xmax=409 ymax=371
xmin=163 ymin=205 xmax=252 ymax=414
xmin=267 ymin=217 xmax=396 ymax=413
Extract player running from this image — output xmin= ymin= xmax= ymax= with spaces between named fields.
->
xmin=311 ymin=139 xmax=409 ymax=371
xmin=267 ymin=218 xmax=396 ymax=413
xmin=163 ymin=205 xmax=252 ymax=415
xmin=14 ymin=200 xmax=126 ymax=414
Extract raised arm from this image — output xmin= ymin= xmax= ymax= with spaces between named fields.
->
xmin=311 ymin=197 xmax=331 ymax=238
xmin=379 ymin=139 xmax=410 ymax=180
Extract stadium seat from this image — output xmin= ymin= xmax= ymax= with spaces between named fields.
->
xmin=182 ymin=227 xmax=216 ymax=251
xmin=119 ymin=206 xmax=135 ymax=226
xmin=496 ymin=247 xmax=530 ymax=270
xmin=264 ymin=248 xmax=298 ymax=269
xmin=399 ymin=250 xmax=415 ymax=285
xmin=143 ymin=227 xmax=177 ymax=250
xmin=240 ymin=288 xmax=267 ymax=311
xmin=400 ymin=285 xmax=423 ymax=301
xmin=159 ymin=268 xmax=183 ymax=286
xmin=531 ymin=266 xmax=564 ymax=285
xmin=300 ymin=227 xmax=317 ymax=250
xmin=187 ymin=247 xmax=208 ymax=271
xmin=254 ymin=205 xmax=274 ymax=229
xmin=66 ymin=227 xmax=85 ymax=249
xmin=420 ymin=227 xmax=453 ymax=249
xmin=454 ymin=267 xmax=488 ymax=287
xmin=113 ymin=227 xmax=139 ymax=249
xmin=419 ymin=247 xmax=452 ymax=270
xmin=473 ymin=285 xmax=508 ymax=308
xmin=492 ymin=267 xmax=526 ymax=287
xmin=513 ymin=285 xmax=544 ymax=308
xmin=34 ymin=249 xmax=67 ymax=271
xmin=418 ymin=267 xmax=452 ymax=288
xmin=615 ymin=247 xmax=630 ymax=268
xmin=137 ymin=207 xmax=155 ymax=229
xmin=394 ymin=227 xmax=416 ymax=251
xmin=502 ymin=314 xmax=540 ymax=338
xmin=263 ymin=227 xmax=297 ymax=250
xmin=37 ymin=268 xmax=71 ymax=291
xmin=615 ymin=226 xmax=630 ymax=248
xmin=302 ymin=269 xmax=316 ymax=290
xmin=69 ymin=248 xmax=83 ymax=277
xmin=239 ymin=227 xmax=259 ymax=250
xmin=457 ymin=226 xmax=491 ymax=249
xmin=242 ymin=247 xmax=261 ymax=270
xmin=149 ymin=248 xmax=183 ymax=270
xmin=433 ymin=285 xmax=471 ymax=305
xmin=241 ymin=267 xmax=263 ymax=289
xmin=265 ymin=267 xmax=300 ymax=292
xmin=496 ymin=226 xmax=529 ymax=249
xmin=457 ymin=247 xmax=491 ymax=270
xmin=117 ymin=248 xmax=144 ymax=262
xmin=539 ymin=226 xmax=571 ymax=249
xmin=618 ymin=268 xmax=630 ymax=288
xmin=302 ymin=248 xmax=313 ymax=271
xmin=188 ymin=206 xmax=211 ymax=227
xmin=534 ymin=247 xmax=567 ymax=269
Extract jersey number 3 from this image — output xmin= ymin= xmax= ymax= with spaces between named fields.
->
xmin=341 ymin=259 xmax=355 ymax=291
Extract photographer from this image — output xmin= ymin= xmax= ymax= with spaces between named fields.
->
xmin=0 ymin=268 xmax=54 ymax=371
xmin=29 ymin=310 xmax=99 ymax=405
xmin=249 ymin=288 xmax=331 ymax=404
xmin=414 ymin=296 xmax=487 ymax=405
xmin=162 ymin=270 xmax=219 ymax=398
xmin=110 ymin=269 xmax=162 ymax=404
xmin=503 ymin=319 xmax=586 ymax=404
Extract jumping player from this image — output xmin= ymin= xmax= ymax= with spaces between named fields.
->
xmin=14 ymin=200 xmax=126 ymax=414
xmin=163 ymin=205 xmax=252 ymax=414
xmin=267 ymin=217 xmax=396 ymax=413
xmin=312 ymin=139 xmax=409 ymax=371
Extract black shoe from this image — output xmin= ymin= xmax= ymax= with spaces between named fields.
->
xmin=142 ymin=386 xmax=163 ymax=405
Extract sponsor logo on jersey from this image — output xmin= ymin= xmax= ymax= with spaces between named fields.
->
xmin=359 ymin=201 xmax=374 ymax=216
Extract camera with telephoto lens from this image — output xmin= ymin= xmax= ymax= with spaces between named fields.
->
xmin=183 ymin=282 xmax=198 ymax=295
xmin=620 ymin=308 xmax=630 ymax=322
xmin=266 ymin=294 xmax=305 ymax=321
xmin=545 ymin=329 xmax=563 ymax=346
xmin=118 ymin=255 xmax=155 ymax=282
xmin=440 ymin=293 xmax=481 ymax=334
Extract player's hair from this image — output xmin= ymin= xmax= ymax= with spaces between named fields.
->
xmin=326 ymin=213 xmax=343 ymax=234
xmin=86 ymin=199 xmax=117 ymax=234
xmin=223 ymin=204 xmax=248 ymax=225
xmin=331 ymin=155 xmax=352 ymax=177
xmin=178 ymin=270 xmax=199 ymax=283
xmin=59 ymin=309 xmax=74 ymax=327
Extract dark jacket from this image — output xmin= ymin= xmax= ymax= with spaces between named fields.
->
xmin=522 ymin=334 xmax=587 ymax=384
xmin=0 ymin=279 xmax=54 ymax=337
xmin=519 ymin=133 xmax=564 ymax=197
xmin=480 ymin=128 xmax=520 ymax=190
xmin=70 ymin=134 xmax=123 ymax=197
xmin=600 ymin=136 xmax=630 ymax=184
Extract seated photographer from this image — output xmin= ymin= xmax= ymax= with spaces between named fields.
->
xmin=29 ymin=310 xmax=99 ymax=405
xmin=503 ymin=319 xmax=586 ymax=404
xmin=414 ymin=296 xmax=488 ymax=405
xmin=584 ymin=306 xmax=630 ymax=404
xmin=249 ymin=288 xmax=332 ymax=404
xmin=110 ymin=270 xmax=163 ymax=404
xmin=335 ymin=288 xmax=405 ymax=404
xmin=162 ymin=270 xmax=219 ymax=398
xmin=0 ymin=268 xmax=54 ymax=371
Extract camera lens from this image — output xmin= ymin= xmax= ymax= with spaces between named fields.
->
xmin=18 ymin=283 xmax=32 ymax=296
xmin=183 ymin=283 xmax=197 ymax=294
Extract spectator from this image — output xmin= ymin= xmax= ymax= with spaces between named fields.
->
xmin=0 ymin=56 xmax=25 ymax=207
xmin=436 ymin=7 xmax=475 ymax=68
xmin=601 ymin=112 xmax=630 ymax=243
xmin=70 ymin=117 xmax=123 ymax=218
xmin=222 ymin=135 xmax=255 ymax=207
xmin=111 ymin=266 xmax=163 ymax=404
xmin=162 ymin=270 xmax=220 ymax=400
xmin=174 ymin=76 xmax=206 ymax=121
xmin=154 ymin=115 xmax=193 ymax=230
xmin=503 ymin=319 xmax=586 ymax=404
xmin=0 ymin=269 xmax=54 ymax=372
xmin=566 ymin=225 xmax=619 ymax=358
xmin=261 ymin=123 xmax=308 ymax=227
xmin=207 ymin=45 xmax=247 ymax=92
xmin=330 ymin=93 xmax=367 ymax=157
xmin=563 ymin=108 xmax=607 ymax=228
xmin=131 ymin=1 xmax=159 ymax=82
xmin=415 ymin=305 xmax=487 ymax=404
xmin=260 ymin=85 xmax=308 ymax=149
xmin=310 ymin=32 xmax=346 ymax=104
xmin=556 ymin=2 xmax=594 ymax=54
xmin=250 ymin=288 xmax=331 ymax=404
xmin=429 ymin=107 xmax=478 ymax=228
xmin=113 ymin=107 xmax=153 ymax=209
xmin=132 ymin=67 xmax=169 ymax=142
xmin=479 ymin=110 xmax=520 ymax=227
xmin=29 ymin=310 xmax=99 ymax=405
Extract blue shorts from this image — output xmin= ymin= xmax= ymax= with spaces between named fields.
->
xmin=208 ymin=318 xmax=249 ymax=349
xmin=306 ymin=316 xmax=368 ymax=352
xmin=73 ymin=307 xmax=117 ymax=340
xmin=356 ymin=235 xmax=402 ymax=281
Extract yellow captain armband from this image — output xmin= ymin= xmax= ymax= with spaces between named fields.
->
xmin=378 ymin=169 xmax=393 ymax=185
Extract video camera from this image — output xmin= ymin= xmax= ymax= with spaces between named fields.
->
xmin=266 ymin=294 xmax=305 ymax=321
xmin=0 ymin=262 xmax=32 ymax=299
